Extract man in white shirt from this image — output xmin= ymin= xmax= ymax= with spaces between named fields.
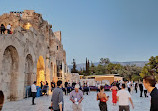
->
xmin=156 ymin=82 xmax=158 ymax=89
xmin=7 ymin=23 xmax=11 ymax=34
xmin=127 ymin=81 xmax=131 ymax=93
xmin=31 ymin=81 xmax=37 ymax=105
xmin=117 ymin=83 xmax=134 ymax=111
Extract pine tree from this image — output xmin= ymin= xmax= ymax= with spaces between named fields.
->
xmin=86 ymin=58 xmax=88 ymax=74
xmin=87 ymin=59 xmax=90 ymax=74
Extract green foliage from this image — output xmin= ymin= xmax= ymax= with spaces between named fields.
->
xmin=78 ymin=58 xmax=142 ymax=80
xmin=140 ymin=56 xmax=158 ymax=81
xmin=100 ymin=58 xmax=110 ymax=65
xmin=118 ymin=65 xmax=142 ymax=81
xmin=132 ymin=74 xmax=142 ymax=81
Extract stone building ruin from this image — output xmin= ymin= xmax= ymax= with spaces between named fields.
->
xmin=0 ymin=10 xmax=69 ymax=101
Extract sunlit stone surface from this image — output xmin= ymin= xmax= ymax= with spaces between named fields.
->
xmin=3 ymin=91 xmax=150 ymax=111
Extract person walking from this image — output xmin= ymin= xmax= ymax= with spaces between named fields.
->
xmin=40 ymin=81 xmax=43 ymax=89
xmin=0 ymin=90 xmax=4 ymax=111
xmin=50 ymin=80 xmax=63 ymax=111
xmin=7 ymin=23 xmax=11 ymax=34
xmin=97 ymin=86 xmax=109 ymax=111
xmin=116 ymin=81 xmax=120 ymax=90
xmin=46 ymin=81 xmax=48 ymax=86
xmin=0 ymin=24 xmax=6 ymax=34
xmin=139 ymin=82 xmax=143 ymax=97
xmin=110 ymin=83 xmax=118 ymax=106
xmin=143 ymin=84 xmax=148 ymax=97
xmin=70 ymin=84 xmax=84 ymax=111
xmin=143 ymin=76 xmax=158 ymax=111
xmin=64 ymin=81 xmax=68 ymax=95
xmin=31 ymin=81 xmax=37 ymax=105
xmin=117 ymin=84 xmax=134 ymax=111
xmin=51 ymin=80 xmax=56 ymax=92
xmin=130 ymin=82 xmax=134 ymax=94
xmin=134 ymin=82 xmax=138 ymax=93
xmin=127 ymin=81 xmax=131 ymax=93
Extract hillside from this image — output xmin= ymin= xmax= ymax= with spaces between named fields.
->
xmin=68 ymin=61 xmax=148 ymax=71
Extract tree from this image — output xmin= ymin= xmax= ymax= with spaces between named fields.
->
xmin=99 ymin=58 xmax=110 ymax=65
xmin=85 ymin=58 xmax=90 ymax=75
xmin=119 ymin=65 xmax=142 ymax=81
xmin=71 ymin=59 xmax=78 ymax=73
xmin=87 ymin=60 xmax=90 ymax=74
xmin=140 ymin=56 xmax=158 ymax=81
xmin=86 ymin=58 xmax=88 ymax=73
xmin=89 ymin=61 xmax=96 ymax=75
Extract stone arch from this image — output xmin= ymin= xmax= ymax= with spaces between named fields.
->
xmin=24 ymin=54 xmax=33 ymax=98
xmin=1 ymin=45 xmax=19 ymax=101
xmin=37 ymin=56 xmax=45 ymax=86
xmin=24 ymin=54 xmax=33 ymax=86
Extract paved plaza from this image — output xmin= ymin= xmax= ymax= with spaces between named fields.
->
xmin=3 ymin=90 xmax=150 ymax=111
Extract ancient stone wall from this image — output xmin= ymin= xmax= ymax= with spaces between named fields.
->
xmin=0 ymin=10 xmax=68 ymax=102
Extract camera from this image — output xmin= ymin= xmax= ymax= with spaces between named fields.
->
xmin=48 ymin=106 xmax=53 ymax=109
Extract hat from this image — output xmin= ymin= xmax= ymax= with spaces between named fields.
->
xmin=75 ymin=84 xmax=80 ymax=89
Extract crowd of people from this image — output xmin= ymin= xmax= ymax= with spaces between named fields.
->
xmin=61 ymin=81 xmax=90 ymax=96
xmin=0 ymin=76 xmax=158 ymax=111
xmin=0 ymin=24 xmax=12 ymax=34
xmin=102 ymin=76 xmax=158 ymax=111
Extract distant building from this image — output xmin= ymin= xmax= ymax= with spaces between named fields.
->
xmin=84 ymin=74 xmax=123 ymax=85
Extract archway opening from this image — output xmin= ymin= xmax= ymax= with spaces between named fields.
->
xmin=37 ymin=56 xmax=45 ymax=86
xmin=24 ymin=54 xmax=33 ymax=98
xmin=1 ymin=46 xmax=19 ymax=101
xmin=25 ymin=54 xmax=33 ymax=86
xmin=56 ymin=60 xmax=62 ymax=79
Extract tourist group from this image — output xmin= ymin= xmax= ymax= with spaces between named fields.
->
xmin=0 ymin=76 xmax=158 ymax=111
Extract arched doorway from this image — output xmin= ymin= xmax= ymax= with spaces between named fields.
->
xmin=24 ymin=54 xmax=33 ymax=98
xmin=37 ymin=56 xmax=45 ymax=86
xmin=1 ymin=46 xmax=19 ymax=101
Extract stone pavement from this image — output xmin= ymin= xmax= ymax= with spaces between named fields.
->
xmin=2 ymin=90 xmax=150 ymax=111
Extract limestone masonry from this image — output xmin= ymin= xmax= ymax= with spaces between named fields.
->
xmin=0 ymin=10 xmax=69 ymax=101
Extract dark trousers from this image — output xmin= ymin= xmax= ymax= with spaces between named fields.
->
xmin=32 ymin=92 xmax=36 ymax=104
xmin=99 ymin=102 xmax=107 ymax=111
xmin=1 ymin=30 xmax=5 ymax=34
xmin=119 ymin=105 xmax=130 ymax=111
xmin=54 ymin=108 xmax=63 ymax=111
xmin=65 ymin=88 xmax=67 ymax=95
xmin=140 ymin=90 xmax=143 ymax=97
xmin=7 ymin=29 xmax=10 ymax=34
xmin=135 ymin=88 xmax=137 ymax=93
xmin=128 ymin=88 xmax=131 ymax=93
xmin=144 ymin=90 xmax=148 ymax=97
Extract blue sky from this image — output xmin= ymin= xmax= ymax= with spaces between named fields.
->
xmin=0 ymin=0 xmax=158 ymax=65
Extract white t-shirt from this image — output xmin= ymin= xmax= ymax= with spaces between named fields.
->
xmin=156 ymin=83 xmax=158 ymax=89
xmin=7 ymin=25 xmax=11 ymax=30
xmin=143 ymin=84 xmax=147 ymax=90
xmin=31 ymin=84 xmax=37 ymax=92
xmin=127 ymin=83 xmax=131 ymax=88
xmin=117 ymin=89 xmax=131 ymax=106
